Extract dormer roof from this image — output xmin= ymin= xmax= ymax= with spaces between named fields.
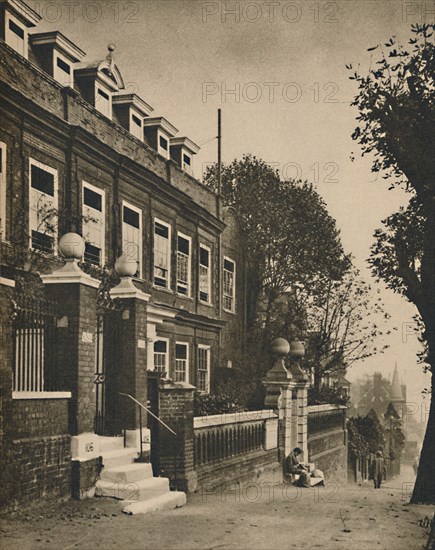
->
xmin=143 ymin=117 xmax=178 ymax=137
xmin=170 ymin=137 xmax=200 ymax=155
xmin=1 ymin=0 xmax=41 ymax=26
xmin=112 ymin=93 xmax=154 ymax=117
xmin=29 ymin=31 xmax=86 ymax=62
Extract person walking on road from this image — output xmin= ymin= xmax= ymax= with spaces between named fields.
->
xmin=371 ymin=450 xmax=387 ymax=489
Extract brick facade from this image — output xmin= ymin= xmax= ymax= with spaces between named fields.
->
xmin=0 ymin=1 xmax=249 ymax=510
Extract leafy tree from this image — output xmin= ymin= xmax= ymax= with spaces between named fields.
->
xmin=349 ymin=23 xmax=435 ymax=503
xmin=302 ymin=268 xmax=392 ymax=396
xmin=383 ymin=402 xmax=405 ymax=461
xmin=347 ymin=410 xmax=385 ymax=474
xmin=203 ymin=155 xmax=350 ymax=338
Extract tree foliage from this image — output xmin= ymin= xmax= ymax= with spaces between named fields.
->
xmin=302 ymin=268 xmax=393 ymax=394
xmin=350 ymin=23 xmax=435 ymax=503
xmin=203 ymin=155 xmax=350 ymax=331
xmin=348 ymin=410 xmax=385 ymax=460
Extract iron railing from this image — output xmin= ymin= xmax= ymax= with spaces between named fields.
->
xmin=12 ymin=294 xmax=58 ymax=392
xmin=118 ymin=392 xmax=176 ymax=463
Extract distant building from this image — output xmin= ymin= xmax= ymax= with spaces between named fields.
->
xmin=350 ymin=364 xmax=406 ymax=420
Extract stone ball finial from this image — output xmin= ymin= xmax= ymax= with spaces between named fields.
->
xmin=289 ymin=338 xmax=305 ymax=359
xmin=59 ymin=233 xmax=85 ymax=261
xmin=271 ymin=338 xmax=290 ymax=356
xmin=108 ymin=43 xmax=116 ymax=52
xmin=115 ymin=255 xmax=137 ymax=278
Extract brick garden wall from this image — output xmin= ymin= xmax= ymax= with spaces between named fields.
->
xmin=4 ymin=399 xmax=71 ymax=510
xmin=307 ymin=406 xmax=347 ymax=484
xmin=196 ymin=449 xmax=278 ymax=492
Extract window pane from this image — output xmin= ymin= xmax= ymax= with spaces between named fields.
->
xmin=84 ymin=243 xmax=101 ymax=265
xmin=31 ymin=165 xmax=54 ymax=196
xmin=132 ymin=114 xmax=142 ymax=127
xmin=224 ymin=258 xmax=234 ymax=272
xmin=56 ymin=57 xmax=71 ymax=74
xmin=183 ymin=154 xmax=191 ymax=166
xmin=176 ymin=344 xmax=187 ymax=359
xmin=97 ymin=88 xmax=110 ymax=100
xmin=155 ymin=222 xmax=168 ymax=238
xmin=84 ymin=186 xmax=102 ymax=211
xmin=154 ymin=340 xmax=167 ymax=353
xmin=177 ymin=235 xmax=189 ymax=255
xmin=9 ymin=19 xmax=24 ymax=39
xmin=200 ymin=247 xmax=209 ymax=267
xmin=159 ymin=136 xmax=168 ymax=151
xmin=31 ymin=230 xmax=53 ymax=253
xmin=123 ymin=206 xmax=140 ymax=228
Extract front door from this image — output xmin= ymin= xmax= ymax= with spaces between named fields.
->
xmin=94 ymin=308 xmax=122 ymax=436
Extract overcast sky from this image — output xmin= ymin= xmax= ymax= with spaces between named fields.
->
xmin=28 ymin=0 xmax=431 ymax=410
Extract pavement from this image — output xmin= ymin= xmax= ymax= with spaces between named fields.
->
xmin=0 ymin=465 xmax=433 ymax=550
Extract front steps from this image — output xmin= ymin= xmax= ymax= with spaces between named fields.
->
xmin=95 ymin=438 xmax=186 ymax=515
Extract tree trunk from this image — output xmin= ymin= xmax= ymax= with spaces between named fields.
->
xmin=313 ymin=363 xmax=322 ymax=399
xmin=410 ymin=206 xmax=435 ymax=504
xmin=411 ymin=369 xmax=435 ymax=504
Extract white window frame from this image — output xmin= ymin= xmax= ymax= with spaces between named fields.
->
xmin=157 ymin=130 xmax=169 ymax=159
xmin=5 ymin=11 xmax=27 ymax=58
xmin=82 ymin=181 xmax=105 ymax=266
xmin=53 ymin=51 xmax=74 ymax=88
xmin=95 ymin=83 xmax=112 ymax=120
xmin=153 ymin=338 xmax=169 ymax=374
xmin=223 ymin=256 xmax=236 ymax=313
xmin=154 ymin=218 xmax=171 ymax=289
xmin=199 ymin=243 xmax=212 ymax=305
xmin=122 ymin=200 xmax=142 ymax=277
xmin=130 ymin=109 xmax=143 ymax=140
xmin=176 ymin=232 xmax=191 ymax=297
xmin=29 ymin=158 xmax=58 ymax=254
xmin=175 ymin=342 xmax=189 ymax=383
xmin=197 ymin=345 xmax=210 ymax=393
xmin=0 ymin=142 xmax=6 ymax=240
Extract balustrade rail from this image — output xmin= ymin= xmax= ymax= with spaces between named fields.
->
xmin=193 ymin=411 xmax=276 ymax=468
xmin=307 ymin=405 xmax=346 ymax=437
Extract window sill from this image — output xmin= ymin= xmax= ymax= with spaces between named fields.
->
xmin=176 ymin=293 xmax=193 ymax=301
xmin=153 ymin=285 xmax=173 ymax=294
xmin=199 ymin=300 xmax=213 ymax=308
xmin=223 ymin=308 xmax=236 ymax=315
xmin=12 ymin=391 xmax=72 ymax=400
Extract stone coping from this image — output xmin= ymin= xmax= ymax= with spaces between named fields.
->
xmin=12 ymin=391 xmax=72 ymax=399
xmin=307 ymin=404 xmax=347 ymax=414
xmin=194 ymin=409 xmax=277 ymax=429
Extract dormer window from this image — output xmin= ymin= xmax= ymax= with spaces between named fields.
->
xmin=6 ymin=13 xmax=26 ymax=57
xmin=169 ymin=137 xmax=200 ymax=175
xmin=183 ymin=153 xmax=191 ymax=173
xmin=112 ymin=93 xmax=153 ymax=140
xmin=158 ymin=134 xmax=169 ymax=158
xmin=2 ymin=0 xmax=40 ymax=58
xmin=54 ymin=54 xmax=72 ymax=87
xmin=130 ymin=112 xmax=143 ymax=140
xmin=30 ymin=31 xmax=85 ymax=88
xmin=6 ymin=19 xmax=27 ymax=53
xmin=96 ymin=85 xmax=112 ymax=119
xmin=143 ymin=117 xmax=178 ymax=158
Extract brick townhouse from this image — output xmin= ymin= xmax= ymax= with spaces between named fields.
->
xmin=0 ymin=0 xmax=246 ymax=509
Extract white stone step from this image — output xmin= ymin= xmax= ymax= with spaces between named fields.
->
xmin=100 ymin=463 xmax=154 ymax=483
xmin=95 ymin=476 xmax=169 ymax=500
xmin=122 ymin=491 xmax=187 ymax=515
xmin=98 ymin=436 xmax=125 ymax=453
xmin=100 ymin=448 xmax=138 ymax=469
